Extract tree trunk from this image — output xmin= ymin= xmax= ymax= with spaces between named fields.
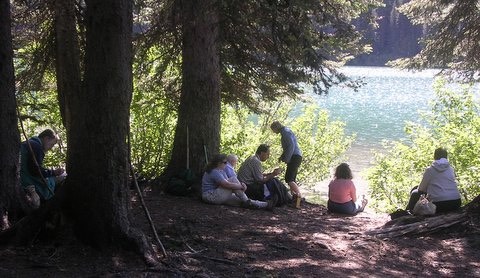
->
xmin=53 ymin=0 xmax=81 ymax=132
xmin=164 ymin=0 xmax=220 ymax=179
xmin=64 ymin=0 xmax=155 ymax=262
xmin=0 ymin=0 xmax=21 ymax=230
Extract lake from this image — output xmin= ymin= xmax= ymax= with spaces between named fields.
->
xmin=313 ymin=66 xmax=439 ymax=174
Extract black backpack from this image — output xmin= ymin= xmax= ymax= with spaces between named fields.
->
xmin=164 ymin=168 xmax=195 ymax=196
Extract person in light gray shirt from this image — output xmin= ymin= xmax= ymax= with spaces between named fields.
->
xmin=406 ymin=148 xmax=461 ymax=213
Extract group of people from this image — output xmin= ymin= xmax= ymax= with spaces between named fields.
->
xmin=327 ymin=147 xmax=462 ymax=216
xmin=201 ymin=121 xmax=303 ymax=210
xmin=19 ymin=127 xmax=462 ymax=218
xmin=201 ymin=120 xmax=462 ymax=216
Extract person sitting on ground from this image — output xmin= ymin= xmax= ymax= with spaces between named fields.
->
xmin=327 ymin=163 xmax=367 ymax=215
xmin=20 ymin=129 xmax=65 ymax=203
xmin=224 ymin=154 xmax=239 ymax=179
xmin=201 ymin=153 xmax=274 ymax=210
xmin=237 ymin=144 xmax=290 ymax=206
xmin=406 ymin=148 xmax=461 ymax=214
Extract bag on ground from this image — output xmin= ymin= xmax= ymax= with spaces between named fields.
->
xmin=413 ymin=194 xmax=436 ymax=216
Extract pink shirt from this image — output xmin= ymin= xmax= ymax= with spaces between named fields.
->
xmin=328 ymin=178 xmax=356 ymax=203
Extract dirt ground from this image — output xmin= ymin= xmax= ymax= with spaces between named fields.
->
xmin=1 ymin=189 xmax=480 ymax=277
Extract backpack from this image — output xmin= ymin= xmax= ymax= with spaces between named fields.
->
xmin=164 ymin=168 xmax=195 ymax=196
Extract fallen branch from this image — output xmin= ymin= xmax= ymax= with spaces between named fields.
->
xmin=366 ymin=212 xmax=469 ymax=238
xmin=190 ymin=253 xmax=236 ymax=265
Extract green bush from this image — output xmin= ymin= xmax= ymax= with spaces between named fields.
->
xmin=221 ymin=98 xmax=355 ymax=187
xmin=367 ymin=81 xmax=480 ymax=212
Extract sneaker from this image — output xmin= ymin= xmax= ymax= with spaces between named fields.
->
xmin=241 ymin=199 xmax=260 ymax=210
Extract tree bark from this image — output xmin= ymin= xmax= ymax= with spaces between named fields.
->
xmin=0 ymin=0 xmax=21 ymax=230
xmin=164 ymin=0 xmax=221 ymax=179
xmin=53 ymin=0 xmax=81 ymax=132
xmin=63 ymin=0 xmax=156 ymax=263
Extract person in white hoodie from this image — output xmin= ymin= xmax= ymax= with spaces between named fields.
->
xmin=406 ymin=148 xmax=461 ymax=213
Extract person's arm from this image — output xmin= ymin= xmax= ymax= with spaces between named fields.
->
xmin=262 ymin=167 xmax=281 ymax=182
xmin=218 ymin=179 xmax=243 ymax=190
xmin=28 ymin=140 xmax=55 ymax=178
xmin=327 ymin=181 xmax=332 ymax=199
xmin=417 ymin=168 xmax=430 ymax=194
xmin=281 ymin=132 xmax=295 ymax=163
xmin=350 ymin=181 xmax=357 ymax=203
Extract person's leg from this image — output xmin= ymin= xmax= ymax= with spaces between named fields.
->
xmin=233 ymin=189 xmax=269 ymax=208
xmin=434 ymin=199 xmax=461 ymax=213
xmin=202 ymin=187 xmax=235 ymax=205
xmin=245 ymin=182 xmax=266 ymax=201
xmin=285 ymin=155 xmax=302 ymax=196
xmin=327 ymin=200 xmax=356 ymax=215
xmin=406 ymin=187 xmax=421 ymax=211
xmin=354 ymin=198 xmax=368 ymax=213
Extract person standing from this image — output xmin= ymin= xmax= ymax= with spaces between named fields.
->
xmin=270 ymin=121 xmax=302 ymax=199
xmin=20 ymin=129 xmax=65 ymax=202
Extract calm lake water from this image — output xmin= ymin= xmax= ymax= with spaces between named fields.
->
xmin=313 ymin=66 xmax=439 ymax=173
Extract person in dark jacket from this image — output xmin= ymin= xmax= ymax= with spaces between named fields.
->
xmin=20 ymin=129 xmax=65 ymax=201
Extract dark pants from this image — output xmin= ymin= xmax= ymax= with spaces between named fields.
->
xmin=406 ymin=186 xmax=461 ymax=213
xmin=285 ymin=155 xmax=302 ymax=183
xmin=327 ymin=200 xmax=357 ymax=215
xmin=245 ymin=182 xmax=265 ymax=201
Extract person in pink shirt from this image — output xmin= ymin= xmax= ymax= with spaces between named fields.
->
xmin=327 ymin=163 xmax=367 ymax=215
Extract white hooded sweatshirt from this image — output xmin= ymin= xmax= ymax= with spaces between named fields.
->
xmin=418 ymin=158 xmax=461 ymax=202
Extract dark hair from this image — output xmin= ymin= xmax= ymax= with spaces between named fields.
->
xmin=255 ymin=144 xmax=270 ymax=155
xmin=434 ymin=148 xmax=448 ymax=160
xmin=38 ymin=129 xmax=56 ymax=139
xmin=334 ymin=163 xmax=353 ymax=179
xmin=270 ymin=121 xmax=283 ymax=131
xmin=205 ymin=154 xmax=227 ymax=173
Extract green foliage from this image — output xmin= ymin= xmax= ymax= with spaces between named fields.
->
xmin=129 ymin=84 xmax=177 ymax=179
xmin=136 ymin=0 xmax=383 ymax=113
xmin=16 ymin=71 xmax=66 ymax=169
xmin=221 ymin=97 xmax=354 ymax=187
xmin=392 ymin=0 xmax=480 ymax=83
xmin=367 ymin=81 xmax=480 ymax=212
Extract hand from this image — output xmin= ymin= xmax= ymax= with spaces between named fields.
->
xmin=53 ymin=168 xmax=65 ymax=176
xmin=240 ymin=182 xmax=247 ymax=191
xmin=273 ymin=167 xmax=282 ymax=176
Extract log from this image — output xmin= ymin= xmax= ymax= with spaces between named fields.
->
xmin=366 ymin=212 xmax=469 ymax=238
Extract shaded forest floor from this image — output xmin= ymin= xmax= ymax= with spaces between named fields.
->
xmin=1 ymin=189 xmax=480 ymax=277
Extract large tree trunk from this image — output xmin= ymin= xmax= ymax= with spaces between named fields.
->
xmin=164 ymin=0 xmax=220 ymax=179
xmin=64 ymin=0 xmax=155 ymax=262
xmin=0 ymin=0 xmax=21 ymax=230
xmin=53 ymin=0 xmax=81 ymax=132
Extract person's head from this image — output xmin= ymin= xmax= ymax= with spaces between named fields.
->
xmin=205 ymin=154 xmax=228 ymax=173
xmin=334 ymin=163 xmax=353 ymax=180
xmin=434 ymin=148 xmax=448 ymax=160
xmin=255 ymin=144 xmax=271 ymax=162
xmin=270 ymin=121 xmax=284 ymax=134
xmin=226 ymin=154 xmax=238 ymax=168
xmin=38 ymin=129 xmax=59 ymax=152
